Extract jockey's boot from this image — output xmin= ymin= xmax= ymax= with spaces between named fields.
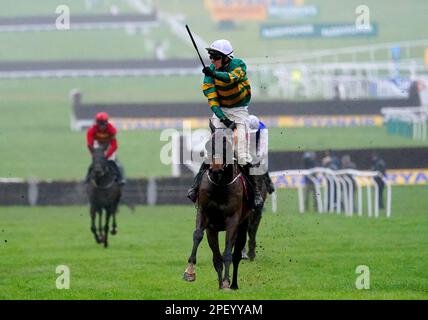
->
xmin=84 ymin=165 xmax=92 ymax=184
xmin=187 ymin=162 xmax=210 ymax=203
xmin=117 ymin=163 xmax=126 ymax=186
xmin=264 ymin=172 xmax=275 ymax=194
xmin=109 ymin=160 xmax=126 ymax=186
xmin=241 ymin=163 xmax=264 ymax=209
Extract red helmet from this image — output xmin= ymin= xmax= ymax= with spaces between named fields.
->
xmin=95 ymin=112 xmax=109 ymax=122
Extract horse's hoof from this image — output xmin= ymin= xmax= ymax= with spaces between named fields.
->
xmin=230 ymin=285 xmax=239 ymax=290
xmin=183 ymin=272 xmax=196 ymax=282
xmin=111 ymin=229 xmax=117 ymax=235
xmin=221 ymin=280 xmax=230 ymax=290
xmin=248 ymin=252 xmax=255 ymax=261
xmin=242 ymin=251 xmax=249 ymax=260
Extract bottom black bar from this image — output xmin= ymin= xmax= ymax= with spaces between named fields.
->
xmin=1 ymin=300 xmax=424 ymax=319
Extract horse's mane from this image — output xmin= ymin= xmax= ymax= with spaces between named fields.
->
xmin=205 ymin=129 xmax=235 ymax=166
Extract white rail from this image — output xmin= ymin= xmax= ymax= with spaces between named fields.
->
xmin=270 ymin=168 xmax=392 ymax=218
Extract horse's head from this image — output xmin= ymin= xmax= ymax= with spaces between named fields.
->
xmin=206 ymin=122 xmax=235 ymax=184
xmin=91 ymin=147 xmax=108 ymax=178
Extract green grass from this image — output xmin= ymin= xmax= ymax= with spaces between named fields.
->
xmin=0 ymin=0 xmax=426 ymax=61
xmin=1 ymin=186 xmax=427 ymax=299
xmin=0 ymin=77 xmax=201 ymax=179
xmin=0 ymin=0 xmax=134 ymax=16
xmin=268 ymin=126 xmax=428 ymax=151
xmin=1 ymin=77 xmax=427 ymax=180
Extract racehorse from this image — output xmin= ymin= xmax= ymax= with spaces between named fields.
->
xmin=183 ymin=124 xmax=251 ymax=290
xmin=86 ymin=147 xmax=122 ymax=248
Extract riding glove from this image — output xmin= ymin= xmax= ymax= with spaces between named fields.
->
xmin=220 ymin=117 xmax=237 ymax=130
xmin=202 ymin=66 xmax=215 ymax=78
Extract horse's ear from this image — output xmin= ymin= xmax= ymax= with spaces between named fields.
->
xmin=209 ymin=119 xmax=216 ymax=133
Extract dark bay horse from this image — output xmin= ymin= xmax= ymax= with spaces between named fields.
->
xmin=86 ymin=147 xmax=121 ymax=248
xmin=184 ymin=127 xmax=250 ymax=290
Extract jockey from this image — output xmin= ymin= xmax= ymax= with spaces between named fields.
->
xmin=85 ymin=112 xmax=125 ymax=185
xmin=187 ymin=39 xmax=263 ymax=209
xmin=248 ymin=115 xmax=275 ymax=194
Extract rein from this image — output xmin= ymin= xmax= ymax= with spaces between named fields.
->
xmin=206 ymin=170 xmax=242 ymax=187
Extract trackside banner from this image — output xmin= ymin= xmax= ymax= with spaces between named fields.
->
xmin=204 ymin=0 xmax=314 ymax=22
xmin=109 ymin=115 xmax=383 ymax=130
xmin=272 ymin=169 xmax=428 ymax=189
xmin=260 ymin=23 xmax=378 ymax=39
xmin=267 ymin=5 xmax=318 ymax=19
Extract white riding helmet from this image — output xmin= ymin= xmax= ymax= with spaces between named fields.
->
xmin=206 ymin=39 xmax=234 ymax=58
xmin=248 ymin=115 xmax=260 ymax=133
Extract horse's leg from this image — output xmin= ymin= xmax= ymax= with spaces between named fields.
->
xmin=248 ymin=207 xmax=262 ymax=261
xmin=90 ymin=205 xmax=100 ymax=243
xmin=98 ymin=209 xmax=103 ymax=242
xmin=184 ymin=210 xmax=205 ymax=282
xmin=112 ymin=191 xmax=121 ymax=235
xmin=103 ymin=207 xmax=112 ymax=248
xmin=111 ymin=214 xmax=117 ymax=235
xmin=222 ymin=217 xmax=239 ymax=289
xmin=183 ymin=228 xmax=204 ymax=281
xmin=231 ymin=220 xmax=248 ymax=290
xmin=111 ymin=204 xmax=118 ymax=235
xmin=206 ymin=228 xmax=223 ymax=289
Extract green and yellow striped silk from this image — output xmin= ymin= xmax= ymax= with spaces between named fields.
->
xmin=202 ymin=58 xmax=252 ymax=119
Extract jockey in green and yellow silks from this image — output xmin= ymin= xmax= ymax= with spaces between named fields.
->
xmin=202 ymin=57 xmax=251 ymax=119
xmin=187 ymin=39 xmax=263 ymax=209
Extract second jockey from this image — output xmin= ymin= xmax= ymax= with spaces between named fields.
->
xmin=85 ymin=112 xmax=125 ymax=185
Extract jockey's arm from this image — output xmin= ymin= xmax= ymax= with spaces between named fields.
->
xmin=211 ymin=61 xmax=247 ymax=84
xmin=202 ymin=77 xmax=226 ymax=119
xmin=86 ymin=127 xmax=95 ymax=154
xmin=106 ymin=137 xmax=117 ymax=159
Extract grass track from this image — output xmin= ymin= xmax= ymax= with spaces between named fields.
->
xmin=1 ymin=186 xmax=427 ymax=299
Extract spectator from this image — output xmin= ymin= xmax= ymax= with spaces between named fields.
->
xmin=322 ymin=150 xmax=340 ymax=170
xmin=341 ymin=154 xmax=356 ymax=170
xmin=303 ymin=151 xmax=317 ymax=211
xmin=371 ymin=153 xmax=387 ymax=209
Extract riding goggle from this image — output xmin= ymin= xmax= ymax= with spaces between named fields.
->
xmin=209 ymin=54 xmax=223 ymax=61
xmin=97 ymin=120 xmax=108 ymax=126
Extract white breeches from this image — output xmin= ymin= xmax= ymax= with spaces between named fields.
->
xmin=211 ymin=106 xmax=252 ymax=165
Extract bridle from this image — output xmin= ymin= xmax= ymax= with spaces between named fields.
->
xmin=206 ymin=124 xmax=240 ymax=187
